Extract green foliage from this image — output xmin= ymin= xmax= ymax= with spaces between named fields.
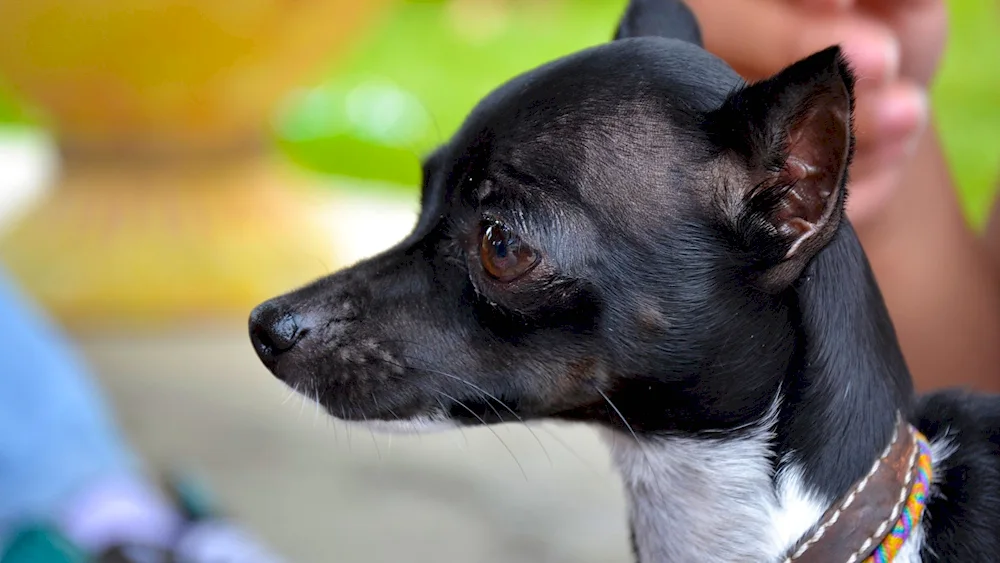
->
xmin=933 ymin=0 xmax=1000 ymax=226
xmin=274 ymin=0 xmax=628 ymax=192
xmin=0 ymin=82 xmax=34 ymax=125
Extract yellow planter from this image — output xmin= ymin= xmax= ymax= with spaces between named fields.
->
xmin=0 ymin=0 xmax=392 ymax=328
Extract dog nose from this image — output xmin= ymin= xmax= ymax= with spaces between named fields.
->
xmin=249 ymin=301 xmax=305 ymax=367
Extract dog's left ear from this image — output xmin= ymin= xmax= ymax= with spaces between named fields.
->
xmin=707 ymin=46 xmax=854 ymax=293
xmin=613 ymin=0 xmax=703 ymax=46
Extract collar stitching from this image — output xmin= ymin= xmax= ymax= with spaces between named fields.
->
xmin=785 ymin=419 xmax=902 ymax=562
xmin=849 ymin=430 xmax=919 ymax=562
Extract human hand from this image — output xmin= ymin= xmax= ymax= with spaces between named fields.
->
xmin=686 ymin=0 xmax=948 ymax=228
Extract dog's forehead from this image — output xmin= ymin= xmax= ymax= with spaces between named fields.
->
xmin=478 ymin=38 xmax=740 ymax=115
xmin=456 ymin=38 xmax=743 ymax=219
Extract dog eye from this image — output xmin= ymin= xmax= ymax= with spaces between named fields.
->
xmin=479 ymin=221 xmax=539 ymax=282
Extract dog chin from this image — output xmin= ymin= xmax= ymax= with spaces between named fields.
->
xmin=340 ymin=411 xmax=459 ymax=435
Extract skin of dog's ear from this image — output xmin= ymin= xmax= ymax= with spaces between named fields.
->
xmin=613 ymin=0 xmax=703 ymax=46
xmin=707 ymin=46 xmax=855 ymax=293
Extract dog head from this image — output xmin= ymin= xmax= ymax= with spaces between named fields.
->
xmin=250 ymin=0 xmax=854 ymax=435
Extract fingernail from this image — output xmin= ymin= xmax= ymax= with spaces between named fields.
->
xmin=875 ymin=84 xmax=928 ymax=142
xmin=838 ymin=31 xmax=900 ymax=83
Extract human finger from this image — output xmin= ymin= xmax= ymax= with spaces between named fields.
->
xmin=687 ymin=0 xmax=900 ymax=83
xmin=852 ymin=81 xmax=928 ymax=153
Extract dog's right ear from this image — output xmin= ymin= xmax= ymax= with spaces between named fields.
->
xmin=706 ymin=47 xmax=855 ymax=293
xmin=613 ymin=0 xmax=703 ymax=46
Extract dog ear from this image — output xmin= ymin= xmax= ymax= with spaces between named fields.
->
xmin=613 ymin=0 xmax=703 ymax=46
xmin=707 ymin=46 xmax=854 ymax=293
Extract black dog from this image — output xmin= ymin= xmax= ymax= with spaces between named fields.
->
xmin=250 ymin=1 xmax=1000 ymax=560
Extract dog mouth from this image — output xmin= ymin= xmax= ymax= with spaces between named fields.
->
xmin=320 ymin=384 xmax=517 ymax=428
xmin=271 ymin=358 xmax=525 ymax=434
xmin=266 ymin=346 xmax=522 ymax=431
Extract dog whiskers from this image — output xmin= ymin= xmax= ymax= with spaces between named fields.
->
xmin=280 ymin=383 xmax=299 ymax=406
xmin=384 ymin=402 xmax=410 ymax=448
xmin=359 ymin=411 xmax=382 ymax=461
xmin=312 ymin=388 xmax=321 ymax=428
xmin=436 ymin=396 xmax=469 ymax=448
xmin=385 ymin=373 xmax=526 ymax=479
xmin=535 ymin=423 xmax=603 ymax=477
xmin=436 ymin=388 xmax=528 ymax=481
xmin=341 ymin=405 xmax=353 ymax=453
xmin=297 ymin=382 xmax=311 ymax=419
xmin=389 ymin=352 xmax=552 ymax=466
xmin=331 ymin=407 xmax=340 ymax=448
xmin=369 ymin=393 xmax=389 ymax=460
xmin=595 ymin=387 xmax=654 ymax=474
xmin=305 ymin=254 xmax=333 ymax=277
xmin=378 ymin=345 xmax=593 ymax=472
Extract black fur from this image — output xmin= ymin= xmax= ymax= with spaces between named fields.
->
xmin=614 ymin=0 xmax=703 ymax=46
xmin=917 ymin=391 xmax=1000 ymax=560
xmin=249 ymin=1 xmax=1000 ymax=560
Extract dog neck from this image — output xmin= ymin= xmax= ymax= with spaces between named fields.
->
xmin=608 ymin=223 xmax=914 ymax=563
xmin=607 ymin=398 xmax=823 ymax=563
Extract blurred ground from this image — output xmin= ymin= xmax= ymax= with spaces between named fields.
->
xmin=79 ymin=327 xmax=632 ymax=563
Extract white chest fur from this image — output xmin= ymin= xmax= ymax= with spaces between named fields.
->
xmin=606 ymin=424 xmax=826 ymax=563
xmin=605 ymin=425 xmax=952 ymax=563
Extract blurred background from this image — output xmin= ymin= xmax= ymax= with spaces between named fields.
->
xmin=0 ymin=0 xmax=997 ymax=561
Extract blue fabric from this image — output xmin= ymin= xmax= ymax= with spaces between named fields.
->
xmin=0 ymin=268 xmax=135 ymax=539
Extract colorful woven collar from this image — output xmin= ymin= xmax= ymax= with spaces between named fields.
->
xmin=784 ymin=419 xmax=933 ymax=563
xmin=862 ymin=430 xmax=933 ymax=562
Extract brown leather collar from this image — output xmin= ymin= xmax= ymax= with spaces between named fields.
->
xmin=782 ymin=416 xmax=920 ymax=563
